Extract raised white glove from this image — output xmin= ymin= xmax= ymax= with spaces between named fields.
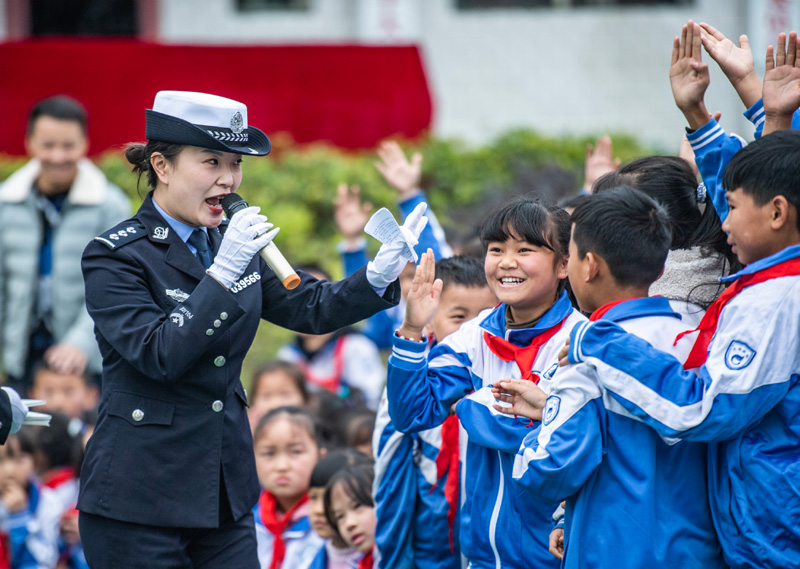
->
xmin=1 ymin=386 xmax=28 ymax=434
xmin=207 ymin=206 xmax=279 ymax=290
xmin=366 ymin=202 xmax=428 ymax=289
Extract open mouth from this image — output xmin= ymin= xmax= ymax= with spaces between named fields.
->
xmin=500 ymin=277 xmax=524 ymax=285
xmin=205 ymin=195 xmax=226 ymax=211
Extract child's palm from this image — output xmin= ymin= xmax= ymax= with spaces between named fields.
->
xmin=763 ymin=65 xmax=800 ymax=115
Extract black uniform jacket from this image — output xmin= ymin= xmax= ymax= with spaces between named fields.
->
xmin=77 ymin=194 xmax=399 ymax=528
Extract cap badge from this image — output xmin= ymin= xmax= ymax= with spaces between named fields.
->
xmin=230 ymin=111 xmax=244 ymax=134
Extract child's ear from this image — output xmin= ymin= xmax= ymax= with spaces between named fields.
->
xmin=770 ymin=195 xmax=797 ymax=231
xmin=585 ymin=252 xmax=601 ymax=282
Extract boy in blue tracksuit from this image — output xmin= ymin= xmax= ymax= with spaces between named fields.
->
xmin=562 ymin=128 xmax=800 ymax=566
xmin=501 ymin=187 xmax=726 ymax=568
xmin=387 ymin=197 xmax=586 ymax=569
xmin=373 ymin=256 xmax=496 ymax=569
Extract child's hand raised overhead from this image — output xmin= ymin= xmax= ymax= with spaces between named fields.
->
xmin=670 ymin=20 xmax=712 ymax=130
xmin=333 ymin=183 xmax=372 ymax=246
xmin=699 ymin=22 xmax=761 ymax=108
xmin=374 ymin=141 xmax=423 ymax=200
xmin=763 ymin=31 xmax=800 ymax=135
xmin=583 ymin=135 xmax=620 ymax=193
xmin=397 ymin=250 xmax=442 ymax=342
xmin=490 ymin=379 xmax=547 ymax=421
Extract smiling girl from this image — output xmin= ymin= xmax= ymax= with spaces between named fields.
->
xmin=386 ymin=196 xmax=586 ymax=569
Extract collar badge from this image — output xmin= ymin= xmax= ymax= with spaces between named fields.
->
xmin=153 ymin=227 xmax=170 ymax=240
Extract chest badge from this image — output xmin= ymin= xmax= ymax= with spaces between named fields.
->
xmin=543 ymin=395 xmax=561 ymax=426
xmin=724 ymin=340 xmax=756 ymax=370
xmin=170 ymin=312 xmax=184 ymax=327
xmin=166 ymin=288 xmax=190 ymax=303
xmin=153 ymin=227 xmax=170 ymax=240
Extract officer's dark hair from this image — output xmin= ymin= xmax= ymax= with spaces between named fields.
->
xmin=723 ymin=129 xmax=800 ymax=231
xmin=480 ymin=195 xmax=571 ymax=296
xmin=436 ymin=255 xmax=488 ymax=292
xmin=125 ymin=141 xmax=185 ymax=193
xmin=250 ymin=361 xmax=310 ymax=407
xmin=27 ymin=95 xmax=88 ymax=136
xmin=593 ymin=156 xmax=732 ymax=261
xmin=571 ymin=186 xmax=671 ymax=288
xmin=254 ymin=405 xmax=321 ymax=447
xmin=309 ymin=449 xmax=371 ymax=489
xmin=323 ymin=461 xmax=375 ymax=538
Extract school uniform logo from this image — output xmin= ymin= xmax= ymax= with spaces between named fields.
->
xmin=542 ymin=363 xmax=558 ymax=381
xmin=724 ymin=340 xmax=756 ymax=370
xmin=543 ymin=395 xmax=561 ymax=426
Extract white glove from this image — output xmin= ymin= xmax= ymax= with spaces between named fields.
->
xmin=1 ymin=387 xmax=28 ymax=434
xmin=207 ymin=206 xmax=279 ymax=290
xmin=366 ymin=202 xmax=428 ymax=289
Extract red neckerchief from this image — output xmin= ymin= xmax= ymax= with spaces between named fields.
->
xmin=431 ymin=414 xmax=460 ymax=553
xmin=42 ymin=466 xmax=76 ymax=489
xmin=589 ymin=298 xmax=641 ymax=321
xmin=483 ymin=317 xmax=568 ymax=383
xmin=357 ymin=549 xmax=374 ymax=569
xmin=0 ymin=532 xmax=9 ymax=569
xmin=675 ymin=257 xmax=800 ymax=369
xmin=259 ymin=490 xmax=309 ymax=569
xmin=297 ymin=337 xmax=347 ymax=394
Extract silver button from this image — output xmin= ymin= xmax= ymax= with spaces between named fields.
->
xmin=212 ymin=400 xmax=224 ymax=412
xmin=213 ymin=319 xmax=222 ymax=328
xmin=132 ymin=409 xmax=144 ymax=422
xmin=206 ymin=329 xmax=214 ymax=336
xmin=219 ymin=312 xmax=228 ymax=320
xmin=214 ymin=356 xmax=226 ymax=367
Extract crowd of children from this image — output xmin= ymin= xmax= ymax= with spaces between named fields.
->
xmin=3 ymin=17 xmax=800 ymax=569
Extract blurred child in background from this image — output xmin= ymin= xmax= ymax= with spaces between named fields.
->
xmin=27 ymin=364 xmax=98 ymax=422
xmin=307 ymin=450 xmax=372 ymax=569
xmin=253 ymin=407 xmax=324 ymax=568
xmin=324 ymin=461 xmax=378 ymax=569
xmin=248 ymin=361 xmax=310 ymax=435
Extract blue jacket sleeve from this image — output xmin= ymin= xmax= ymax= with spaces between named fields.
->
xmin=744 ymin=99 xmax=800 ymax=139
xmin=512 ymin=365 xmax=605 ymax=503
xmin=568 ymin=299 xmax=800 ymax=442
xmin=373 ymin=397 xmax=416 ymax=569
xmin=387 ymin=337 xmax=474 ymax=433
xmin=455 ymin=387 xmax=535 ymax=454
xmin=398 ymin=193 xmax=452 ymax=260
xmin=687 ymin=119 xmax=745 ymax=223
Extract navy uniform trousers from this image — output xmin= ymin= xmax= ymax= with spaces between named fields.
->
xmin=78 ymin=194 xmax=399 ymax=568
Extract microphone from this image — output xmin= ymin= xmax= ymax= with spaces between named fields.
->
xmin=221 ymin=193 xmax=301 ymax=290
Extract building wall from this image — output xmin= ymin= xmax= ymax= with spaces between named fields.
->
xmin=4 ymin=0 xmax=796 ymax=150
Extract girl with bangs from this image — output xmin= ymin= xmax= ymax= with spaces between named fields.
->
xmin=385 ymin=195 xmax=586 ymax=569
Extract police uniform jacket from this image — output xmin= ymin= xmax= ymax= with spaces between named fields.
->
xmin=0 ymin=389 xmax=12 ymax=444
xmin=77 ymin=194 xmax=400 ymax=528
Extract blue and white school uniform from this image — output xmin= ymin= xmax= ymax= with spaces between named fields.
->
xmin=305 ymin=540 xmax=361 ymax=569
xmin=253 ymin=501 xmax=323 ymax=569
xmin=514 ymin=297 xmax=725 ymax=568
xmin=387 ymin=291 xmax=584 ymax=569
xmin=566 ymin=245 xmax=800 ymax=569
xmin=0 ymin=480 xmax=61 ymax=569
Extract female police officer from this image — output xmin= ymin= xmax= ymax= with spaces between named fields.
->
xmin=77 ymin=91 xmax=425 ymax=568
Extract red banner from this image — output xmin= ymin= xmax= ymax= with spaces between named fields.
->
xmin=0 ymin=39 xmax=432 ymax=155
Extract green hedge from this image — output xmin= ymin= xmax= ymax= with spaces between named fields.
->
xmin=0 ymin=129 xmax=651 ymax=381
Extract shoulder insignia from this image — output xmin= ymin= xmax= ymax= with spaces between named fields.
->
xmin=94 ymin=223 xmax=147 ymax=250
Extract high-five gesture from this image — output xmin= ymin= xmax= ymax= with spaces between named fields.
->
xmin=397 ymin=250 xmax=441 ymax=342
xmin=374 ymin=141 xmax=423 ymax=200
xmin=699 ymin=22 xmax=761 ymax=108
xmin=763 ymin=31 xmax=800 ymax=135
xmin=670 ymin=20 xmax=712 ymax=130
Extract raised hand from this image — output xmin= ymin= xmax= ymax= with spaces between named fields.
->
xmin=763 ymin=31 xmax=800 ymax=134
xmin=670 ymin=20 xmax=712 ymax=130
xmin=490 ymin=378 xmax=547 ymax=421
xmin=333 ymin=183 xmax=372 ymax=244
xmin=699 ymin=22 xmax=761 ymax=108
xmin=397 ymin=250 xmax=442 ymax=342
xmin=374 ymin=140 xmax=423 ymax=199
xmin=584 ymin=135 xmax=620 ymax=193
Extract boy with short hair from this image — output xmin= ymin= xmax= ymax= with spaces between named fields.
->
xmin=499 ymin=186 xmax=726 ymax=568
xmin=28 ymin=363 xmax=98 ymax=421
xmin=373 ymin=255 xmax=496 ymax=569
xmin=557 ymin=132 xmax=800 ymax=568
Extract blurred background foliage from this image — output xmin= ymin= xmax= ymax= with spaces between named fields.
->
xmin=0 ymin=129 xmax=651 ymax=380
